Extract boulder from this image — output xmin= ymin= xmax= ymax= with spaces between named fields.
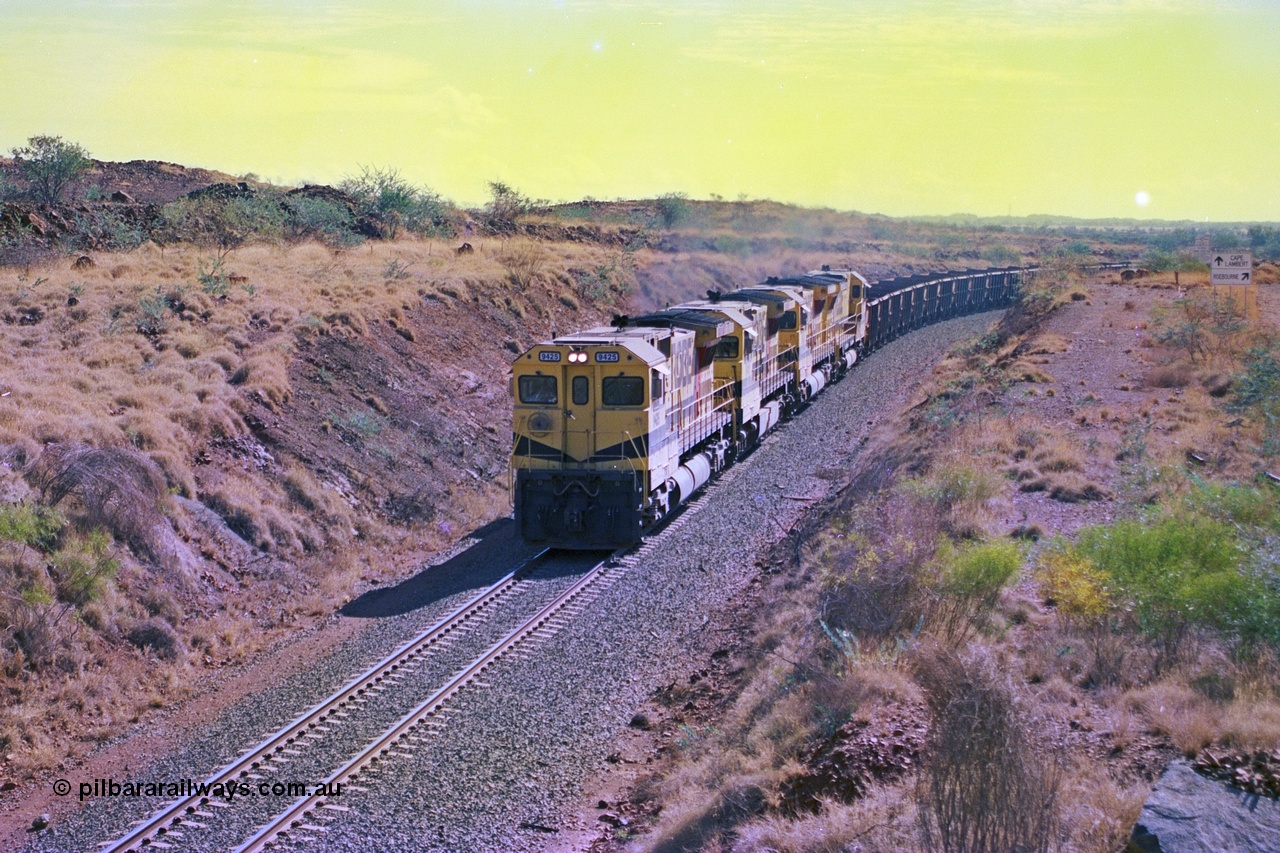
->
xmin=1128 ymin=760 xmax=1280 ymax=852
xmin=24 ymin=210 xmax=50 ymax=236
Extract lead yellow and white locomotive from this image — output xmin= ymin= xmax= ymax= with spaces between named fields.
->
xmin=510 ymin=265 xmax=1029 ymax=548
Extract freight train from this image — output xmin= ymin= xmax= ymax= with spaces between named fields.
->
xmin=509 ymin=265 xmax=1033 ymax=548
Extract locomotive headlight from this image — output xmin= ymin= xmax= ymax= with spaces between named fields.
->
xmin=568 ymin=350 xmax=588 ymax=363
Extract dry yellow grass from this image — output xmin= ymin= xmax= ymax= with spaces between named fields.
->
xmin=731 ymin=781 xmax=921 ymax=853
xmin=0 ymin=231 xmax=640 ymax=783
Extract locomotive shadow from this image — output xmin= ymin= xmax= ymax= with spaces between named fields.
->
xmin=338 ymin=518 xmax=591 ymax=618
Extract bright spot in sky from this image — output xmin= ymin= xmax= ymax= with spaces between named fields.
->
xmin=1135 ymin=191 xmax=1151 ymax=207
xmin=593 ymin=42 xmax=602 ymax=51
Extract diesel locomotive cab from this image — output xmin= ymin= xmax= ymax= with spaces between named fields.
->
xmin=511 ymin=332 xmax=678 ymax=549
xmin=511 ymin=316 xmax=741 ymax=549
xmin=513 ymin=343 xmax=644 ymax=546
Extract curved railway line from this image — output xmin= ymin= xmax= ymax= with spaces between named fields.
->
xmin=88 ymin=262 xmax=1135 ymax=852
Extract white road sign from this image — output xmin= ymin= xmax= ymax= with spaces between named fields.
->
xmin=1210 ymin=252 xmax=1253 ymax=285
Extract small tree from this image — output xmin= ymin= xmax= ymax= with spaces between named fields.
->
xmin=654 ymin=192 xmax=690 ymax=228
xmin=160 ymin=194 xmax=285 ymax=258
xmin=339 ymin=166 xmax=454 ymax=238
xmin=11 ymin=135 xmax=92 ymax=204
xmin=484 ymin=180 xmax=533 ymax=233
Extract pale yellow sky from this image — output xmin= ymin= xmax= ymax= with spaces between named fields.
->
xmin=2 ymin=1 xmax=1277 ymax=220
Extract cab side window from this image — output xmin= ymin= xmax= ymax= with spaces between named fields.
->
xmin=715 ymin=336 xmax=740 ymax=359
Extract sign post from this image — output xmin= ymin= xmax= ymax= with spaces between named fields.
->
xmin=1210 ymin=252 xmax=1253 ymax=285
xmin=1210 ymin=251 xmax=1257 ymax=320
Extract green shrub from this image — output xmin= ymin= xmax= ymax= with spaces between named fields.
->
xmin=340 ymin=166 xmax=455 ymax=237
xmin=73 ymin=208 xmax=146 ymax=252
xmin=573 ymin=253 xmax=636 ymax=305
xmin=284 ymin=196 xmax=361 ymax=246
xmin=198 ymin=257 xmax=230 ymax=297
xmin=161 ymin=194 xmax=286 ymax=257
xmin=1142 ymin=249 xmax=1207 ymax=273
xmin=1074 ymin=516 xmax=1279 ymax=652
xmin=930 ymin=539 xmax=1022 ymax=642
xmin=482 ymin=180 xmax=534 ymax=233
xmin=1247 ymin=226 xmax=1280 ymax=261
xmin=136 ymin=286 xmax=169 ymax=335
xmin=980 ymin=244 xmax=1020 ymax=265
xmin=48 ymin=530 xmax=118 ymax=607
xmin=0 ymin=502 xmax=64 ymax=553
xmin=654 ymin=193 xmax=690 ymax=228
xmin=909 ymin=466 xmax=997 ymax=511
xmin=709 ymin=234 xmax=751 ymax=255
xmin=1149 ymin=295 xmax=1246 ymax=363
xmin=1232 ymin=343 xmax=1280 ymax=456
xmin=1183 ymin=481 xmax=1280 ymax=531
xmin=0 ymin=172 xmax=24 ymax=202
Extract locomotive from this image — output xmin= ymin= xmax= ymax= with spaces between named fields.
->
xmin=510 ymin=265 xmax=1032 ymax=548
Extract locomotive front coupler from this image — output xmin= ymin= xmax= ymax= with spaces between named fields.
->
xmin=552 ymin=477 xmax=601 ymax=498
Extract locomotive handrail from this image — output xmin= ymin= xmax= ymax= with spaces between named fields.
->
xmin=622 ymin=430 xmax=644 ymax=477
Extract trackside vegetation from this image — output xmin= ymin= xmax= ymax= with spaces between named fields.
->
xmin=1042 ymin=494 xmax=1280 ymax=657
xmin=627 ymin=269 xmax=1280 ymax=853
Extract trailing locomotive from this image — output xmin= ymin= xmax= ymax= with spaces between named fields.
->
xmin=510 ymin=265 xmax=1033 ymax=548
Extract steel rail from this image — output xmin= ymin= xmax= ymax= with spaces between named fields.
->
xmin=234 ymin=555 xmax=619 ymax=852
xmin=99 ymin=549 xmax=550 ymax=853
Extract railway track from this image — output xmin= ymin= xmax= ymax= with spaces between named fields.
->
xmin=234 ymin=554 xmax=622 ymax=851
xmin=99 ymin=547 xmax=617 ymax=853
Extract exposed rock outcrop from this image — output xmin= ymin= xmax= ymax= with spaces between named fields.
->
xmin=1128 ymin=760 xmax=1280 ymax=853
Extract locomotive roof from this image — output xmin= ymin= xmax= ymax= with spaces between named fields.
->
xmin=763 ymin=272 xmax=846 ymax=289
xmin=807 ymin=267 xmax=870 ymax=286
xmin=673 ymin=300 xmax=761 ymax=328
xmin=629 ymin=308 xmax=735 ymax=337
xmin=719 ymin=288 xmax=794 ymax=308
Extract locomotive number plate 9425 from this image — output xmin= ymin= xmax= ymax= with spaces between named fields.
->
xmin=594 ymin=351 xmax=620 ymax=362
xmin=539 ymin=351 xmax=562 ymax=362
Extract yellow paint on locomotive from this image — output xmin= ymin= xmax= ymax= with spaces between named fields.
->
xmin=510 ymin=327 xmax=704 ymax=512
